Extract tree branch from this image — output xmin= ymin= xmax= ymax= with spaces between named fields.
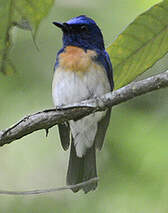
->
xmin=0 ymin=71 xmax=168 ymax=147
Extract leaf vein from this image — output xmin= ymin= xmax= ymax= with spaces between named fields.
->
xmin=157 ymin=4 xmax=168 ymax=13
xmin=114 ymin=24 xmax=168 ymax=70
xmin=133 ymin=22 xmax=157 ymax=36
xmin=145 ymin=12 xmax=167 ymax=27
xmin=122 ymin=32 xmax=144 ymax=44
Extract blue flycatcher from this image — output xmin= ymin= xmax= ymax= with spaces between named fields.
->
xmin=52 ymin=15 xmax=114 ymax=193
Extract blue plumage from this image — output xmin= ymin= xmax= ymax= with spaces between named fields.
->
xmin=94 ymin=50 xmax=114 ymax=91
xmin=67 ymin=15 xmax=96 ymax=25
xmin=62 ymin=15 xmax=105 ymax=50
xmin=52 ymin=15 xmax=114 ymax=193
xmin=54 ymin=15 xmax=114 ymax=90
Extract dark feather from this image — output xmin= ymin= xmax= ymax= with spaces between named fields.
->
xmin=66 ymin=137 xmax=97 ymax=193
xmin=66 ymin=138 xmax=84 ymax=192
xmin=82 ymin=143 xmax=97 ymax=193
xmin=95 ymin=108 xmax=111 ymax=150
xmin=58 ymin=123 xmax=70 ymax=150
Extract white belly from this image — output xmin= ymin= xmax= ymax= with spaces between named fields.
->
xmin=52 ymin=65 xmax=111 ymax=157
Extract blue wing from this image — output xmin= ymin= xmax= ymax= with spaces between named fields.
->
xmin=93 ymin=50 xmax=114 ymax=150
xmin=95 ymin=50 xmax=114 ymax=91
xmin=54 ymin=48 xmax=64 ymax=71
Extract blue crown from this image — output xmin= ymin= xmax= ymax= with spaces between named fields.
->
xmin=66 ymin=15 xmax=96 ymax=25
xmin=53 ymin=15 xmax=105 ymax=50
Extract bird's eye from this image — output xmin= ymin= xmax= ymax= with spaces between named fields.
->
xmin=80 ymin=25 xmax=88 ymax=32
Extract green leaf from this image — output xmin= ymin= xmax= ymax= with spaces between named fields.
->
xmin=14 ymin=0 xmax=54 ymax=35
xmin=107 ymin=0 xmax=168 ymax=89
xmin=0 ymin=0 xmax=54 ymax=74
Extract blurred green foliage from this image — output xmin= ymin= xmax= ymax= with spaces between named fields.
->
xmin=0 ymin=0 xmax=168 ymax=213
xmin=0 ymin=0 xmax=54 ymax=73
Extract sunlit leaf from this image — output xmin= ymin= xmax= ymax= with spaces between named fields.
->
xmin=107 ymin=0 xmax=168 ymax=89
xmin=0 ymin=0 xmax=54 ymax=74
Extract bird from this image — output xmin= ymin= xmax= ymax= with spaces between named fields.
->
xmin=52 ymin=15 xmax=114 ymax=193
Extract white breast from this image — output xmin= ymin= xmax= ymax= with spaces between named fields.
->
xmin=52 ymin=65 xmax=110 ymax=106
xmin=52 ymin=65 xmax=111 ymax=157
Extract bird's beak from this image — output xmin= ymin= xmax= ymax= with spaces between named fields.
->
xmin=53 ymin=22 xmax=69 ymax=32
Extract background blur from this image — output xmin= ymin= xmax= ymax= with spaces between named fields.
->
xmin=0 ymin=0 xmax=168 ymax=212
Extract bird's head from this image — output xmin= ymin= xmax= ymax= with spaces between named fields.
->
xmin=53 ymin=15 xmax=105 ymax=50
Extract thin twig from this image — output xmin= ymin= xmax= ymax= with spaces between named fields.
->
xmin=0 ymin=177 xmax=99 ymax=195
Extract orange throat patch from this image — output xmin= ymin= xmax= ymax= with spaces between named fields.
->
xmin=59 ymin=46 xmax=97 ymax=72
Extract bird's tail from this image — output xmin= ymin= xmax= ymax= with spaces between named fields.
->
xmin=66 ymin=138 xmax=97 ymax=193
